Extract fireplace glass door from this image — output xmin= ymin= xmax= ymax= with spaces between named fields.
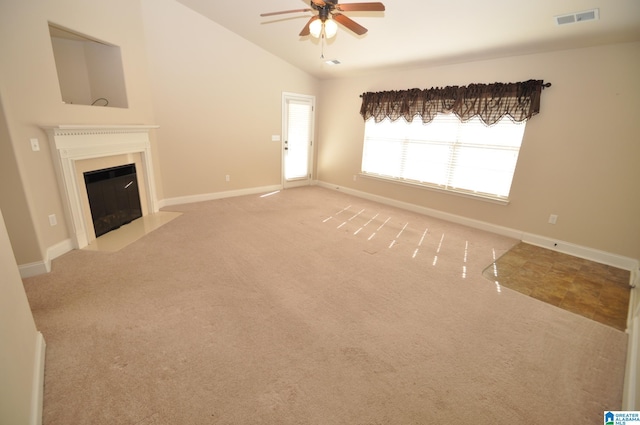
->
xmin=84 ymin=164 xmax=142 ymax=237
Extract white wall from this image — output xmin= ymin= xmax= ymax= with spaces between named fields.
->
xmin=0 ymin=208 xmax=44 ymax=425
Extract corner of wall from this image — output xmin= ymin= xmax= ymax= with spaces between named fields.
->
xmin=30 ymin=332 xmax=46 ymax=425
xmin=623 ymin=269 xmax=640 ymax=410
xmin=19 ymin=238 xmax=73 ymax=278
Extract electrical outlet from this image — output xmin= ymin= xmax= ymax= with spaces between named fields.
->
xmin=30 ymin=138 xmax=40 ymax=151
xmin=225 ymin=174 xmax=230 ymax=182
xmin=48 ymin=214 xmax=57 ymax=226
xmin=548 ymin=214 xmax=558 ymax=225
xmin=353 ymin=175 xmax=357 ymax=181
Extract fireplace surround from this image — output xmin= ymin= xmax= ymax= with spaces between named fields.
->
xmin=45 ymin=125 xmax=159 ymax=249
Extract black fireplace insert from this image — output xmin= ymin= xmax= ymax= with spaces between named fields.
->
xmin=84 ymin=164 xmax=142 ymax=237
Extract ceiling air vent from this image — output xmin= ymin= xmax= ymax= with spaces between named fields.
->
xmin=555 ymin=8 xmax=599 ymax=25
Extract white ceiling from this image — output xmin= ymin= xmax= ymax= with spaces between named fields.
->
xmin=175 ymin=0 xmax=640 ymax=80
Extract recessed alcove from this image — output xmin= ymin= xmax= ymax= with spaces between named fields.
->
xmin=48 ymin=23 xmax=128 ymax=108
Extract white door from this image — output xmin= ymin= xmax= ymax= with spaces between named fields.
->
xmin=282 ymin=93 xmax=314 ymax=188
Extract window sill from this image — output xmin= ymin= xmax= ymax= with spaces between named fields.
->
xmin=358 ymin=173 xmax=510 ymax=205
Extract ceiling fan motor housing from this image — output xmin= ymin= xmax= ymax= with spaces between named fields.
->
xmin=311 ymin=0 xmax=335 ymax=21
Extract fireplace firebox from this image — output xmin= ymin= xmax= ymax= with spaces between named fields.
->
xmin=84 ymin=164 xmax=142 ymax=237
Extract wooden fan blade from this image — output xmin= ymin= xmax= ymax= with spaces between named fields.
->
xmin=299 ymin=16 xmax=319 ymax=36
xmin=332 ymin=13 xmax=367 ymax=35
xmin=260 ymin=8 xmax=312 ymax=17
xmin=311 ymin=0 xmax=326 ymax=7
xmin=336 ymin=2 xmax=385 ymax=12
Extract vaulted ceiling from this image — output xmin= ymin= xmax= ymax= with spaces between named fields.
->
xmin=176 ymin=0 xmax=640 ymax=79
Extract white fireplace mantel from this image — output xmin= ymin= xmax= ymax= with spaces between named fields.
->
xmin=45 ymin=124 xmax=160 ymax=249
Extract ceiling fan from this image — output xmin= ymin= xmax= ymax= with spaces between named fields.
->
xmin=260 ymin=0 xmax=385 ymax=39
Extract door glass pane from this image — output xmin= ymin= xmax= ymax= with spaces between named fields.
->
xmin=285 ymin=101 xmax=311 ymax=180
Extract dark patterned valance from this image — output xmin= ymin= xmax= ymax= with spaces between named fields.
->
xmin=360 ymin=79 xmax=547 ymax=126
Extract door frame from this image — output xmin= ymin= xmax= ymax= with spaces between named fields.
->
xmin=281 ymin=92 xmax=315 ymax=189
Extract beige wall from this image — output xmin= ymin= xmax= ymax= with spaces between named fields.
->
xmin=0 ymin=0 xmax=319 ymax=266
xmin=0 ymin=0 xmax=637 ymax=266
xmin=0 ymin=93 xmax=41 ymax=263
xmin=139 ymin=0 xmax=319 ymax=199
xmin=317 ymin=42 xmax=640 ymax=261
xmin=0 ymin=0 xmax=157 ymax=265
xmin=50 ymin=37 xmax=93 ymax=106
xmin=0 ymin=209 xmax=41 ymax=424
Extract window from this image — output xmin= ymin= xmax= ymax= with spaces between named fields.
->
xmin=358 ymin=79 xmax=546 ymax=201
xmin=361 ymin=114 xmax=526 ymax=201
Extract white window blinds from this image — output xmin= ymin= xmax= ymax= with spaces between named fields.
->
xmin=362 ymin=114 xmax=526 ymax=200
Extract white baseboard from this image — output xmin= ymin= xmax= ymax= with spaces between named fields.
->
xmin=317 ymin=181 xmax=639 ymax=272
xmin=31 ymin=332 xmax=46 ymax=425
xmin=47 ymin=238 xmax=73 ymax=263
xmin=19 ymin=238 xmax=73 ymax=278
xmin=159 ymin=184 xmax=283 ymax=208
xmin=18 ymin=261 xmax=49 ymax=279
xmin=523 ymin=233 xmax=639 ymax=272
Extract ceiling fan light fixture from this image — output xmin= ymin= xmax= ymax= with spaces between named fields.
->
xmin=324 ymin=18 xmax=338 ymax=38
xmin=309 ymin=19 xmax=323 ymax=38
xmin=309 ymin=17 xmax=338 ymax=39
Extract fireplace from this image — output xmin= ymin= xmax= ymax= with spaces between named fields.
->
xmin=84 ymin=163 xmax=143 ymax=237
xmin=45 ymin=125 xmax=159 ymax=249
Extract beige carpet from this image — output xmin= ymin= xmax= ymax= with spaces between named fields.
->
xmin=23 ymin=186 xmax=627 ymax=424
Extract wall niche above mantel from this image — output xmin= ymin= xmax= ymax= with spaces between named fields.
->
xmin=48 ymin=23 xmax=128 ymax=108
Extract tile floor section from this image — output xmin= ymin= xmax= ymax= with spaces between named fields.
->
xmin=483 ymin=242 xmax=631 ymax=331
xmin=83 ymin=211 xmax=181 ymax=252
